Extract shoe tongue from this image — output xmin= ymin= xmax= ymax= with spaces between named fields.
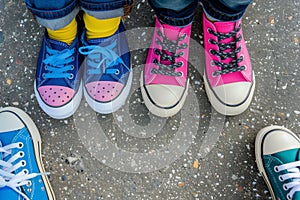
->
xmin=213 ymin=21 xmax=236 ymax=34
xmin=274 ymin=148 xmax=300 ymax=164
xmin=162 ymin=23 xmax=180 ymax=41
xmin=48 ymin=38 xmax=69 ymax=51
xmin=86 ymin=35 xmax=115 ymax=47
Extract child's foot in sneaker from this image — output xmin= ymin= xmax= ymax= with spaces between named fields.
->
xmin=255 ymin=126 xmax=300 ymax=200
xmin=141 ymin=17 xmax=191 ymax=117
xmin=0 ymin=107 xmax=55 ymax=200
xmin=34 ymin=31 xmax=82 ymax=119
xmin=79 ymin=21 xmax=132 ymax=114
xmin=203 ymin=13 xmax=255 ymax=115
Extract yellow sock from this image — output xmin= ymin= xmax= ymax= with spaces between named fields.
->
xmin=47 ymin=18 xmax=77 ymax=45
xmin=84 ymin=13 xmax=121 ymax=39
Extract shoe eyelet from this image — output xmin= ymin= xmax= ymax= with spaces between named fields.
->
xmin=27 ymin=188 xmax=32 ymax=193
xmin=178 ymin=72 xmax=184 ymax=77
xmin=19 ymin=151 xmax=25 ymax=158
xmin=115 ymin=69 xmax=120 ymax=75
xmin=207 ymin=28 xmax=212 ymax=33
xmin=210 ymin=60 xmax=216 ymax=66
xmin=27 ymin=181 xmax=32 ymax=187
xmin=179 ymin=61 xmax=184 ymax=67
xmin=241 ymin=65 xmax=247 ymax=71
xmin=23 ymin=169 xmax=29 ymax=174
xmin=283 ymin=184 xmax=288 ymax=191
xmin=42 ymin=73 xmax=45 ymax=79
xmin=44 ymin=66 xmax=48 ymax=70
xmin=21 ymin=160 xmax=27 ymax=166
xmin=69 ymin=74 xmax=74 ymax=79
xmin=274 ymin=166 xmax=279 ymax=172
xmin=72 ymin=57 xmax=75 ymax=61
xmin=209 ymin=49 xmax=214 ymax=55
xmin=18 ymin=142 xmax=24 ymax=149
xmin=287 ymin=193 xmax=293 ymax=200
xmin=71 ymin=65 xmax=74 ymax=70
xmin=212 ymin=71 xmax=219 ymax=78
xmin=278 ymin=175 xmax=284 ymax=182
xmin=240 ymin=54 xmax=244 ymax=60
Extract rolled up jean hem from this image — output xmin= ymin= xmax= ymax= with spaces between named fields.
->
xmin=157 ymin=13 xmax=194 ymax=26
xmin=202 ymin=1 xmax=246 ymax=21
xmin=36 ymin=7 xmax=80 ymax=30
xmin=81 ymin=7 xmax=124 ymax=19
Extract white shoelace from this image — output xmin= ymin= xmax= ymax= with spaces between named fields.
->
xmin=0 ymin=142 xmax=46 ymax=200
xmin=275 ymin=160 xmax=300 ymax=199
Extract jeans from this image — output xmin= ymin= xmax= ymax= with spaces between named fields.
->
xmin=24 ymin=0 xmax=133 ymax=30
xmin=149 ymin=0 xmax=253 ymax=26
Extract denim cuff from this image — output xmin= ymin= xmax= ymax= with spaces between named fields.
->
xmin=36 ymin=8 xmax=79 ymax=30
xmin=25 ymin=0 xmax=77 ymax=20
xmin=153 ymin=3 xmax=198 ymax=26
xmin=202 ymin=1 xmax=246 ymax=21
xmin=80 ymin=0 xmax=132 ymax=19
xmin=81 ymin=8 xmax=124 ymax=19
xmin=157 ymin=13 xmax=194 ymax=27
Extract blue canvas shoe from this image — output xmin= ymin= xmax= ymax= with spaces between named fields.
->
xmin=255 ymin=125 xmax=300 ymax=200
xmin=34 ymin=31 xmax=82 ymax=119
xmin=0 ymin=107 xmax=55 ymax=200
xmin=79 ymin=21 xmax=132 ymax=114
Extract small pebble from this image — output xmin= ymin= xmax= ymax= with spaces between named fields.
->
xmin=177 ymin=182 xmax=185 ymax=187
xmin=193 ymin=160 xmax=199 ymax=169
xmin=6 ymin=79 xmax=11 ymax=85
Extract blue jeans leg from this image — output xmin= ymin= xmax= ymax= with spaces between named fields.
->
xmin=80 ymin=0 xmax=132 ymax=19
xmin=148 ymin=0 xmax=199 ymax=26
xmin=201 ymin=0 xmax=253 ymax=21
xmin=24 ymin=0 xmax=79 ymax=30
xmin=24 ymin=0 xmax=132 ymax=30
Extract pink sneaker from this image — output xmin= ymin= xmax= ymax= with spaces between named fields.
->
xmin=140 ymin=18 xmax=191 ymax=117
xmin=203 ymin=13 xmax=255 ymax=115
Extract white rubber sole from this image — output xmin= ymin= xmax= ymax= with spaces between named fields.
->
xmin=203 ymin=72 xmax=255 ymax=116
xmin=34 ymin=80 xmax=83 ymax=119
xmin=0 ymin=107 xmax=56 ymax=200
xmin=84 ymin=71 xmax=133 ymax=114
xmin=255 ymin=125 xmax=298 ymax=200
xmin=140 ymin=72 xmax=189 ymax=118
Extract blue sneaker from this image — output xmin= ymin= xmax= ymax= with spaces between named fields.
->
xmin=79 ymin=21 xmax=132 ymax=114
xmin=0 ymin=107 xmax=55 ymax=200
xmin=34 ymin=31 xmax=83 ymax=119
xmin=255 ymin=125 xmax=300 ymax=200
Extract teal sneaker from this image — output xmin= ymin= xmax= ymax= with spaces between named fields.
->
xmin=255 ymin=125 xmax=300 ymax=200
xmin=0 ymin=107 xmax=55 ymax=200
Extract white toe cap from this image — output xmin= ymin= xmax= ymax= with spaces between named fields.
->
xmin=213 ymin=82 xmax=253 ymax=105
xmin=145 ymin=84 xmax=185 ymax=108
xmin=263 ymin=129 xmax=300 ymax=155
xmin=0 ymin=110 xmax=24 ymax=133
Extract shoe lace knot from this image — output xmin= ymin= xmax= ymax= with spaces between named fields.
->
xmin=275 ymin=160 xmax=300 ymax=200
xmin=151 ymin=30 xmax=187 ymax=77
xmin=79 ymin=40 xmax=130 ymax=76
xmin=208 ymin=25 xmax=246 ymax=76
xmin=0 ymin=142 xmax=48 ymax=200
xmin=43 ymin=46 xmax=75 ymax=79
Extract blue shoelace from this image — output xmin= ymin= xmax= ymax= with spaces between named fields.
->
xmin=79 ymin=40 xmax=130 ymax=76
xmin=42 ymin=46 xmax=75 ymax=79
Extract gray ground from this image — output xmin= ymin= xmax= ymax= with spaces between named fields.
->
xmin=0 ymin=0 xmax=299 ymax=199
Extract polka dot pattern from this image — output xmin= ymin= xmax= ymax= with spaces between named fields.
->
xmin=86 ymin=81 xmax=124 ymax=102
xmin=38 ymin=86 xmax=75 ymax=107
